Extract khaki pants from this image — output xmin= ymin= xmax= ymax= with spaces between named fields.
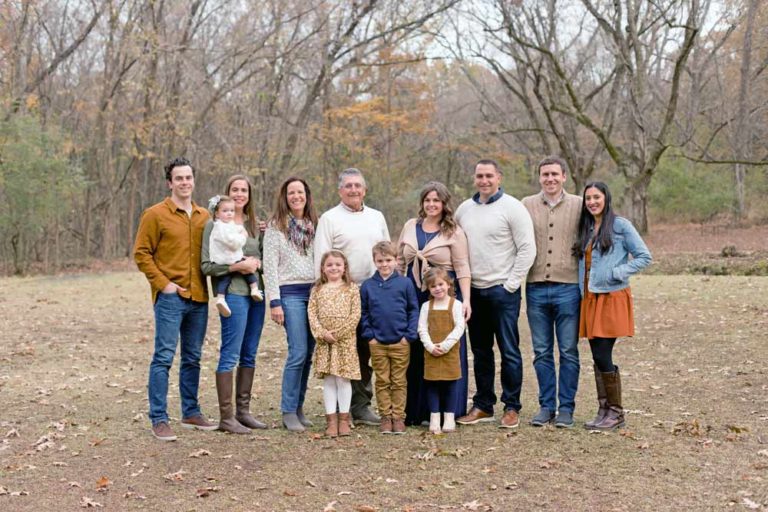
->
xmin=369 ymin=341 xmax=410 ymax=419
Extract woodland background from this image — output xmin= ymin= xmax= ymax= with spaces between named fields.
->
xmin=1 ymin=0 xmax=767 ymax=275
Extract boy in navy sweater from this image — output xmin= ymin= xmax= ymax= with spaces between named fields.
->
xmin=360 ymin=241 xmax=420 ymax=434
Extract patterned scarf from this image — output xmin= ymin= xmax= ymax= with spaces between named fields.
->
xmin=287 ymin=215 xmax=314 ymax=255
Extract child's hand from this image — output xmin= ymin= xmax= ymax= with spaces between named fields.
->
xmin=323 ymin=330 xmax=337 ymax=344
xmin=431 ymin=344 xmax=445 ymax=356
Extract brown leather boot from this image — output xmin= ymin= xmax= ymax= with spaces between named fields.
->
xmin=216 ymin=372 xmax=250 ymax=434
xmin=584 ymin=365 xmax=608 ymax=430
xmin=338 ymin=413 xmax=352 ymax=436
xmin=235 ymin=367 xmax=267 ymax=429
xmin=325 ymin=413 xmax=339 ymax=438
xmin=593 ymin=368 xmax=625 ymax=431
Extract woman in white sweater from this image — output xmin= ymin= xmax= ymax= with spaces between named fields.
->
xmin=263 ymin=177 xmax=319 ymax=432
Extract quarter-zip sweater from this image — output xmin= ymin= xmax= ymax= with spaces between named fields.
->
xmin=360 ymin=271 xmax=420 ymax=344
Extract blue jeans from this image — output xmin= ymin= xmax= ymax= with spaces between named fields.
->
xmin=148 ymin=292 xmax=209 ymax=425
xmin=280 ymin=294 xmax=316 ymax=413
xmin=468 ymin=285 xmax=523 ymax=413
xmin=526 ymin=282 xmax=581 ymax=413
xmin=217 ymin=294 xmax=265 ymax=372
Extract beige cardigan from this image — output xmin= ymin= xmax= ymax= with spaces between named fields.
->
xmin=397 ymin=218 xmax=471 ymax=290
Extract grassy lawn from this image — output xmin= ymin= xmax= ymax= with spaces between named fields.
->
xmin=0 ymin=272 xmax=766 ymax=511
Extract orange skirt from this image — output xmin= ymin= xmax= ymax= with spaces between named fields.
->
xmin=579 ymin=286 xmax=634 ymax=339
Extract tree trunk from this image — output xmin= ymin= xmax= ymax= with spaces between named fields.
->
xmin=625 ymin=173 xmax=651 ymax=234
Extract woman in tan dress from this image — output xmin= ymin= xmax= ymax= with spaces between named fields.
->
xmin=398 ymin=181 xmax=471 ymax=426
xmin=308 ymin=250 xmax=361 ymax=437
xmin=575 ymin=182 xmax=652 ymax=432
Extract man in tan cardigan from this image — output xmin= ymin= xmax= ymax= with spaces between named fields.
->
xmin=522 ymin=156 xmax=582 ymax=428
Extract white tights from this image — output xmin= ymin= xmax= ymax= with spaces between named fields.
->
xmin=323 ymin=375 xmax=352 ymax=414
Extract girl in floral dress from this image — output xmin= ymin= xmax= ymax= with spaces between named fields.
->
xmin=308 ymin=250 xmax=361 ymax=437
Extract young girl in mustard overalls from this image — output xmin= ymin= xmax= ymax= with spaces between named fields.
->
xmin=418 ymin=268 xmax=466 ymax=434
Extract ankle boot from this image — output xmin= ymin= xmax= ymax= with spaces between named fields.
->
xmin=282 ymin=412 xmax=305 ymax=432
xmin=235 ymin=367 xmax=267 ymax=429
xmin=216 ymin=372 xmax=250 ymax=434
xmin=325 ymin=413 xmax=339 ymax=438
xmin=594 ymin=367 xmax=625 ymax=431
xmin=338 ymin=413 xmax=352 ymax=436
xmin=296 ymin=406 xmax=314 ymax=427
xmin=585 ymin=365 xmax=608 ymax=430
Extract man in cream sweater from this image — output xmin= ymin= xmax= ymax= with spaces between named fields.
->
xmin=522 ymin=156 xmax=582 ymax=429
xmin=314 ymin=168 xmax=390 ymax=425
xmin=455 ymin=159 xmax=536 ymax=429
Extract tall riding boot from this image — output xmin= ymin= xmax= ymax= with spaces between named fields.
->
xmin=235 ymin=367 xmax=267 ymax=429
xmin=584 ymin=365 xmax=608 ymax=430
xmin=593 ymin=367 xmax=625 ymax=431
xmin=216 ymin=372 xmax=250 ymax=434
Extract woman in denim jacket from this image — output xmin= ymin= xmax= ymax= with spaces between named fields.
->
xmin=574 ymin=182 xmax=651 ymax=431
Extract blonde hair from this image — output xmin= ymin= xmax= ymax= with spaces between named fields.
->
xmin=315 ymin=250 xmax=353 ymax=288
xmin=424 ymin=268 xmax=455 ymax=297
xmin=372 ymin=240 xmax=397 ymax=259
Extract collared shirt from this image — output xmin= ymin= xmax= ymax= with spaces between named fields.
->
xmin=471 ymin=188 xmax=505 ymax=205
xmin=134 ymin=197 xmax=209 ymax=303
xmin=340 ymin=201 xmax=365 ymax=213
xmin=541 ymin=190 xmax=565 ymax=208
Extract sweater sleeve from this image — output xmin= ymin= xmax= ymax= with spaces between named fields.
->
xmin=503 ymin=202 xmax=537 ymax=293
xmin=262 ymin=227 xmax=282 ymax=306
xmin=405 ymin=280 xmax=420 ymax=343
xmin=439 ymin=300 xmax=466 ymax=352
xmin=450 ymin=228 xmax=471 ymax=280
xmin=417 ymin=303 xmax=435 ymax=353
xmin=313 ymin=213 xmax=333 ymax=279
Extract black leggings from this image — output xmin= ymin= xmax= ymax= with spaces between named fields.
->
xmin=589 ymin=337 xmax=617 ymax=373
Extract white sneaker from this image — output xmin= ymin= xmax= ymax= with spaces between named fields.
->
xmin=250 ymin=287 xmax=263 ymax=302
xmin=215 ymin=297 xmax=231 ymax=317
xmin=429 ymin=412 xmax=442 ymax=435
xmin=442 ymin=412 xmax=456 ymax=433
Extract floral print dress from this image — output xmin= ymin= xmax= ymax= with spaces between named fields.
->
xmin=308 ymin=283 xmax=361 ymax=380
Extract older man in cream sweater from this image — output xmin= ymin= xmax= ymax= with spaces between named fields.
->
xmin=455 ymin=159 xmax=536 ymax=429
xmin=314 ymin=168 xmax=390 ymax=425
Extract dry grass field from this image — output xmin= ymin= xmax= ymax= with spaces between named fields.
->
xmin=1 ymin=224 xmax=767 ymax=511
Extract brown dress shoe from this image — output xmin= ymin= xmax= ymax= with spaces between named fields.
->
xmin=498 ymin=409 xmax=520 ymax=429
xmin=456 ymin=407 xmax=494 ymax=425
xmin=181 ymin=414 xmax=218 ymax=431
xmin=380 ymin=416 xmax=393 ymax=434
xmin=392 ymin=418 xmax=406 ymax=435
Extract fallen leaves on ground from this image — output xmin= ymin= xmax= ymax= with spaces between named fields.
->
xmin=79 ymin=496 xmax=103 ymax=508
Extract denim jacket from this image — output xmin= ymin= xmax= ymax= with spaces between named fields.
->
xmin=578 ymin=217 xmax=652 ymax=296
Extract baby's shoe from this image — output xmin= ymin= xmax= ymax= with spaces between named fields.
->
xmin=215 ymin=296 xmax=231 ymax=317
xmin=250 ymin=287 xmax=264 ymax=302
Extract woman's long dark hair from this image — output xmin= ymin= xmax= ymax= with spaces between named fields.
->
xmin=269 ymin=176 xmax=318 ymax=234
xmin=574 ymin=181 xmax=616 ymax=257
